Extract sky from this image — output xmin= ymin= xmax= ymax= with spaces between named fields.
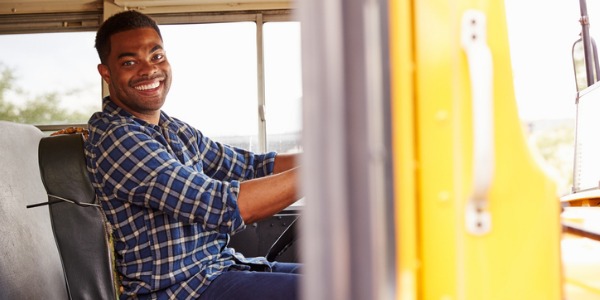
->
xmin=504 ymin=0 xmax=599 ymax=121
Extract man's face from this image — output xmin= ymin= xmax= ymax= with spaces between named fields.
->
xmin=98 ymin=27 xmax=172 ymax=122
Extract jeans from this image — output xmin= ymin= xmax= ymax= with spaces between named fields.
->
xmin=200 ymin=262 xmax=301 ymax=300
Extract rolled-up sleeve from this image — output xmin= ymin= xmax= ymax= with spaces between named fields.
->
xmin=194 ymin=130 xmax=277 ymax=181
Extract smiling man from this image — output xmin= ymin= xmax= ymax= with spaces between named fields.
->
xmin=86 ymin=10 xmax=301 ymax=299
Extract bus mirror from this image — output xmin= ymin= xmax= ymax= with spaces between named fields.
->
xmin=572 ymin=37 xmax=600 ymax=92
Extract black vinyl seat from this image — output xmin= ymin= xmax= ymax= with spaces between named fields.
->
xmin=38 ymin=133 xmax=118 ymax=300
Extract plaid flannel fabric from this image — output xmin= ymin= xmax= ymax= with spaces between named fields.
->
xmin=85 ymin=97 xmax=276 ymax=299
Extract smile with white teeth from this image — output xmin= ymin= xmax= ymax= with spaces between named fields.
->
xmin=134 ymin=81 xmax=160 ymax=91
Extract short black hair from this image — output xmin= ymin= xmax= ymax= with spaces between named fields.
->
xmin=95 ymin=10 xmax=162 ymax=64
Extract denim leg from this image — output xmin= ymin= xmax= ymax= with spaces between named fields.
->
xmin=200 ymin=262 xmax=302 ymax=300
xmin=271 ymin=262 xmax=302 ymax=274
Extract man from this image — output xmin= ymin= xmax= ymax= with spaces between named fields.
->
xmin=85 ymin=10 xmax=301 ymax=299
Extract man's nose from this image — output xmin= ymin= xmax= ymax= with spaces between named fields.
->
xmin=138 ymin=60 xmax=158 ymax=77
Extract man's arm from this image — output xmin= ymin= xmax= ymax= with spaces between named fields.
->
xmin=273 ymin=153 xmax=300 ymax=174
xmin=236 ymin=166 xmax=299 ymax=224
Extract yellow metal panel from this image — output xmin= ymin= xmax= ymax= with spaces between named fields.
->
xmin=391 ymin=0 xmax=563 ymax=299
xmin=389 ymin=0 xmax=418 ymax=299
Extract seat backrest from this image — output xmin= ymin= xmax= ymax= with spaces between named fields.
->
xmin=0 ymin=121 xmax=68 ymax=299
xmin=38 ymin=133 xmax=118 ymax=300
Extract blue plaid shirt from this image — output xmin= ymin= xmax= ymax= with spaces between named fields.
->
xmin=85 ymin=97 xmax=277 ymax=299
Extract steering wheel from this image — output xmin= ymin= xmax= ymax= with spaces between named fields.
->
xmin=265 ymin=217 xmax=299 ymax=262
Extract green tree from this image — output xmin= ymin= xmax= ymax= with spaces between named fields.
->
xmin=0 ymin=66 xmax=19 ymax=121
xmin=529 ymin=121 xmax=575 ymax=195
xmin=0 ymin=63 xmax=91 ymax=124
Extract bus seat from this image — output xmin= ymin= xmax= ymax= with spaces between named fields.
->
xmin=0 ymin=121 xmax=68 ymax=299
xmin=38 ymin=133 xmax=119 ymax=300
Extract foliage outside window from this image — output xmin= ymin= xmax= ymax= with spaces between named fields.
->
xmin=0 ymin=32 xmax=100 ymax=125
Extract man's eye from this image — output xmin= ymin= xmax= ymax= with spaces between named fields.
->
xmin=153 ymin=53 xmax=165 ymax=61
xmin=122 ymin=61 xmax=135 ymax=66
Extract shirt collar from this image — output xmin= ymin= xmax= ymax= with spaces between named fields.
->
xmin=102 ymin=96 xmax=176 ymax=130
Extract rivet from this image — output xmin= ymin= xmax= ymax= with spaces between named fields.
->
xmin=435 ymin=110 xmax=449 ymax=122
xmin=438 ymin=191 xmax=450 ymax=202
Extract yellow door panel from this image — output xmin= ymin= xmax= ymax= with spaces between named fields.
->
xmin=391 ymin=0 xmax=563 ymax=299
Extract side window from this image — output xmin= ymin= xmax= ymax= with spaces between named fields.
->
xmin=0 ymin=18 xmax=303 ymax=156
xmin=160 ymin=22 xmax=259 ymax=151
xmin=160 ymin=20 xmax=302 ymax=154
xmin=0 ymin=31 xmax=100 ymax=125
xmin=264 ymin=21 xmax=302 ymax=153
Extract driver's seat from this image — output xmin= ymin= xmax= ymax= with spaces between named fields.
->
xmin=38 ymin=133 xmax=119 ymax=300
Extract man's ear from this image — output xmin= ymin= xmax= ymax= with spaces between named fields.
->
xmin=97 ymin=64 xmax=110 ymax=84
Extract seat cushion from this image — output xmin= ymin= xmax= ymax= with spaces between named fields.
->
xmin=0 ymin=121 xmax=67 ymax=299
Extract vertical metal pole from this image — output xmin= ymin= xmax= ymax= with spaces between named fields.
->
xmin=299 ymin=0 xmax=350 ymax=298
xmin=299 ymin=0 xmax=395 ymax=299
xmin=579 ymin=0 xmax=596 ymax=86
xmin=256 ymin=13 xmax=267 ymax=152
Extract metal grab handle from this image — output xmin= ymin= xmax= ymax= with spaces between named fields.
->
xmin=461 ymin=10 xmax=494 ymax=235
